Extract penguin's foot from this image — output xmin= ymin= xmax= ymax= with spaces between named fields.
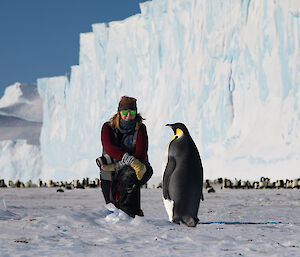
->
xmin=172 ymin=218 xmax=181 ymax=225
xmin=182 ymin=216 xmax=198 ymax=227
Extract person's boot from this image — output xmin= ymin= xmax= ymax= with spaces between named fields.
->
xmin=134 ymin=186 xmax=144 ymax=216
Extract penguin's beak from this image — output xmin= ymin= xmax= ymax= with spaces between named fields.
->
xmin=166 ymin=124 xmax=176 ymax=134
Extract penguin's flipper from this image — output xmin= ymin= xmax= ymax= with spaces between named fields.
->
xmin=163 ymin=156 xmax=176 ymax=200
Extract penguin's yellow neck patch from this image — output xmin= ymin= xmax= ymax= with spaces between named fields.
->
xmin=170 ymin=128 xmax=183 ymax=142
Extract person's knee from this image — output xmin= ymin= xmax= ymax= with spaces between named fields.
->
xmin=118 ymin=166 xmax=137 ymax=186
xmin=139 ymin=163 xmax=153 ymax=185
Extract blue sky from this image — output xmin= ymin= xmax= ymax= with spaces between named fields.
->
xmin=0 ymin=0 xmax=147 ymax=97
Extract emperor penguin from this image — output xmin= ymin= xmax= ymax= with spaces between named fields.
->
xmin=163 ymin=122 xmax=203 ymax=227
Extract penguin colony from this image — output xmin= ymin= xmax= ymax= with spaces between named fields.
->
xmin=205 ymin=177 xmax=300 ymax=190
xmin=0 ymin=178 xmax=149 ymax=190
xmin=0 ymin=178 xmax=100 ymax=190
xmin=1 ymin=177 xmax=298 ymax=190
xmin=162 ymin=123 xmax=204 ymax=227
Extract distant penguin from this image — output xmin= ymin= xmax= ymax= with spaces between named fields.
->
xmin=162 ymin=123 xmax=203 ymax=227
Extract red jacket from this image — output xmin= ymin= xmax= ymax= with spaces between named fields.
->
xmin=101 ymin=122 xmax=148 ymax=162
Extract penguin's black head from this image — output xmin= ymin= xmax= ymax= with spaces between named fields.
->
xmin=166 ymin=122 xmax=190 ymax=136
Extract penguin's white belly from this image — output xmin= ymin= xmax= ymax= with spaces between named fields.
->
xmin=163 ymin=198 xmax=174 ymax=222
xmin=162 ymin=143 xmax=174 ymax=222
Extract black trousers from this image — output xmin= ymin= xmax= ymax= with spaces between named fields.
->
xmin=100 ymin=162 xmax=153 ymax=217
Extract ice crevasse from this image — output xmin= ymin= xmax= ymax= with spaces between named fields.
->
xmin=37 ymin=0 xmax=300 ymax=182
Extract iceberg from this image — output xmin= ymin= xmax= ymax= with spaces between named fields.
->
xmin=35 ymin=0 xmax=300 ymax=182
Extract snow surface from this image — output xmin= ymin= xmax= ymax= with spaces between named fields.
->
xmin=36 ymin=0 xmax=300 ymax=184
xmin=0 ymin=187 xmax=300 ymax=256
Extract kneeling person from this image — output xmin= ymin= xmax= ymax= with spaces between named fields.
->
xmin=97 ymin=96 xmax=153 ymax=217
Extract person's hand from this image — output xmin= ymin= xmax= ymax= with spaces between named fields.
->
xmin=121 ymin=153 xmax=146 ymax=180
xmin=130 ymin=159 xmax=146 ymax=181
xmin=121 ymin=152 xmax=136 ymax=165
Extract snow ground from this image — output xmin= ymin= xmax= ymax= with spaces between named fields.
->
xmin=0 ymin=187 xmax=300 ymax=256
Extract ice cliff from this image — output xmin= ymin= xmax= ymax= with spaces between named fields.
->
xmin=36 ymin=0 xmax=300 ymax=182
xmin=0 ymin=82 xmax=42 ymax=181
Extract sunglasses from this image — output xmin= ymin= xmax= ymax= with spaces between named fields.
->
xmin=121 ymin=110 xmax=136 ymax=116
